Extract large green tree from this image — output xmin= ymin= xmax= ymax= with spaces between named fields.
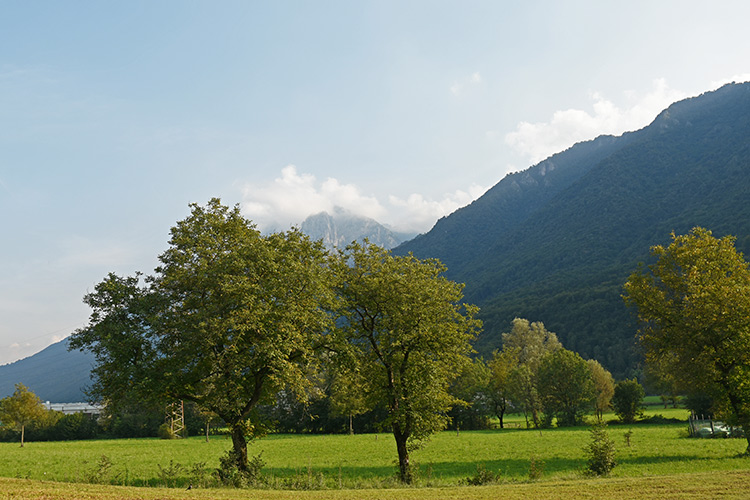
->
xmin=502 ymin=318 xmax=561 ymax=428
xmin=611 ymin=378 xmax=645 ymax=424
xmin=70 ymin=199 xmax=334 ymax=470
xmin=537 ymin=349 xmax=595 ymax=427
xmin=624 ymin=227 xmax=750 ymax=452
xmin=333 ymin=242 xmax=480 ymax=483
xmin=0 ymin=383 xmax=47 ymax=447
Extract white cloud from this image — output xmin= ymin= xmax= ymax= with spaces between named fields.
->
xmin=241 ymin=165 xmax=387 ymax=231
xmin=504 ymin=78 xmax=689 ymax=164
xmin=240 ymin=166 xmax=491 ymax=234
xmin=450 ymin=71 xmax=483 ymax=96
xmin=710 ymin=74 xmax=750 ymax=89
xmin=388 ymin=183 xmax=490 ymax=233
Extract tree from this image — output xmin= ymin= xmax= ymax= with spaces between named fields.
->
xmin=0 ymin=383 xmax=47 ymax=447
xmin=502 ymin=318 xmax=562 ymax=372
xmin=611 ymin=379 xmax=645 ymax=424
xmin=70 ymin=199 xmax=334 ymax=471
xmin=623 ymin=227 xmax=750 ymax=451
xmin=502 ymin=318 xmax=561 ymax=428
xmin=487 ymin=348 xmax=519 ymax=428
xmin=587 ymin=359 xmax=615 ymax=422
xmin=333 ymin=242 xmax=480 ymax=483
xmin=448 ymin=358 xmax=492 ymax=431
xmin=329 ymin=366 xmax=368 ymax=435
xmin=507 ymin=363 xmax=541 ymax=428
xmin=537 ymin=349 xmax=595 ymax=427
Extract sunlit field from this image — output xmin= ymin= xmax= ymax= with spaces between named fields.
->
xmin=2 ymin=404 xmax=748 ymax=499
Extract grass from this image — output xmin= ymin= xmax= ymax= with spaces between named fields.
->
xmin=3 ymin=470 xmax=750 ymax=500
xmin=0 ymin=422 xmax=746 ymax=487
xmin=1 ymin=406 xmax=747 ymax=498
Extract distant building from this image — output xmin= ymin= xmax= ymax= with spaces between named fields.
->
xmin=44 ymin=402 xmax=103 ymax=416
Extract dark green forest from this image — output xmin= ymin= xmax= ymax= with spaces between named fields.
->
xmin=397 ymin=82 xmax=750 ymax=378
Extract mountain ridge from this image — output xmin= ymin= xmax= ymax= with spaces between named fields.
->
xmin=6 ymin=82 xmax=750 ymax=399
xmin=396 ymin=82 xmax=750 ymax=376
xmin=300 ymin=208 xmax=415 ymax=250
xmin=0 ymin=338 xmax=94 ymax=402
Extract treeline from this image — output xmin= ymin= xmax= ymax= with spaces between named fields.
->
xmin=0 ymin=387 xmax=206 ymax=443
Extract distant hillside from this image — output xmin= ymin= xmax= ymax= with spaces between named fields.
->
xmin=397 ymin=82 xmax=750 ymax=377
xmin=0 ymin=338 xmax=94 ymax=403
xmin=301 ymin=207 xmax=415 ymax=250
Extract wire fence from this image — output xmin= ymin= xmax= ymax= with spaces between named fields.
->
xmin=688 ymin=415 xmax=745 ymax=438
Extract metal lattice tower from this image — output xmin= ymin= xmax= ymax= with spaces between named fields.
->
xmin=166 ymin=401 xmax=185 ymax=438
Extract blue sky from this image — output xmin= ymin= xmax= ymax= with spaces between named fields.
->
xmin=2 ymin=1 xmax=750 ymax=365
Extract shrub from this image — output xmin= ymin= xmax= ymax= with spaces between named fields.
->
xmin=156 ymin=460 xmax=184 ymax=487
xmin=81 ymin=455 xmax=118 ymax=484
xmin=528 ymin=455 xmax=544 ymax=481
xmin=216 ymin=449 xmax=265 ymax=487
xmin=612 ymin=379 xmax=645 ymax=424
xmin=462 ymin=463 xmax=502 ymax=485
xmin=157 ymin=423 xmax=177 ymax=440
xmin=586 ymin=422 xmax=617 ymax=476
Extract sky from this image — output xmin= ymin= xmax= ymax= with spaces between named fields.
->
xmin=2 ymin=1 xmax=750 ymax=366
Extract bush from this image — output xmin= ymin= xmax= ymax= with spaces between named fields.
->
xmin=528 ymin=455 xmax=545 ymax=481
xmin=157 ymin=423 xmax=177 ymax=440
xmin=586 ymin=422 xmax=617 ymax=476
xmin=462 ymin=463 xmax=502 ymax=485
xmin=49 ymin=413 xmax=100 ymax=440
xmin=612 ymin=379 xmax=645 ymax=424
xmin=216 ymin=449 xmax=265 ymax=487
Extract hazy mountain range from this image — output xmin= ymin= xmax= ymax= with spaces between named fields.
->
xmin=300 ymin=207 xmax=416 ymax=251
xmin=3 ymin=82 xmax=750 ymax=399
xmin=0 ymin=338 xmax=94 ymax=402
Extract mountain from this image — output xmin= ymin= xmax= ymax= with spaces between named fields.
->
xmin=396 ymin=82 xmax=750 ymax=377
xmin=301 ymin=207 xmax=416 ymax=250
xmin=8 ymin=83 xmax=750 ymax=392
xmin=0 ymin=338 xmax=95 ymax=403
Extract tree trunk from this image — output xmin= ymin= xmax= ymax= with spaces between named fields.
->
xmin=230 ymin=424 xmax=249 ymax=471
xmin=20 ymin=424 xmax=25 ymax=448
xmin=205 ymin=421 xmax=210 ymax=443
xmin=393 ymin=429 xmax=412 ymax=483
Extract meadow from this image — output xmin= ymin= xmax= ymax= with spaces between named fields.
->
xmin=2 ymin=405 xmax=749 ymax=499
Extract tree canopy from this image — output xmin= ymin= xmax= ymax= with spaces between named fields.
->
xmin=70 ymin=199 xmax=334 ymax=470
xmin=537 ymin=348 xmax=595 ymax=427
xmin=0 ymin=383 xmax=47 ymax=447
xmin=332 ymin=241 xmax=480 ymax=483
xmin=624 ymin=227 xmax=750 ymax=451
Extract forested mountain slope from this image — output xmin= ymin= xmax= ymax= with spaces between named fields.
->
xmin=0 ymin=338 xmax=94 ymax=402
xmin=396 ymin=82 xmax=750 ymax=377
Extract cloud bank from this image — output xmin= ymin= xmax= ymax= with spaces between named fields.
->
xmin=240 ymin=165 xmax=489 ymax=234
xmin=504 ymin=79 xmax=690 ymax=164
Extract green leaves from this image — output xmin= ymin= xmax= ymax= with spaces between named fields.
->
xmin=0 ymin=384 xmax=47 ymax=446
xmin=71 ymin=199 xmax=334 ymax=470
xmin=332 ymin=241 xmax=480 ymax=482
xmin=624 ymin=227 xmax=750 ymax=447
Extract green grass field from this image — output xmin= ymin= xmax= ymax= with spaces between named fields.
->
xmin=1 ymin=406 xmax=748 ymax=499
